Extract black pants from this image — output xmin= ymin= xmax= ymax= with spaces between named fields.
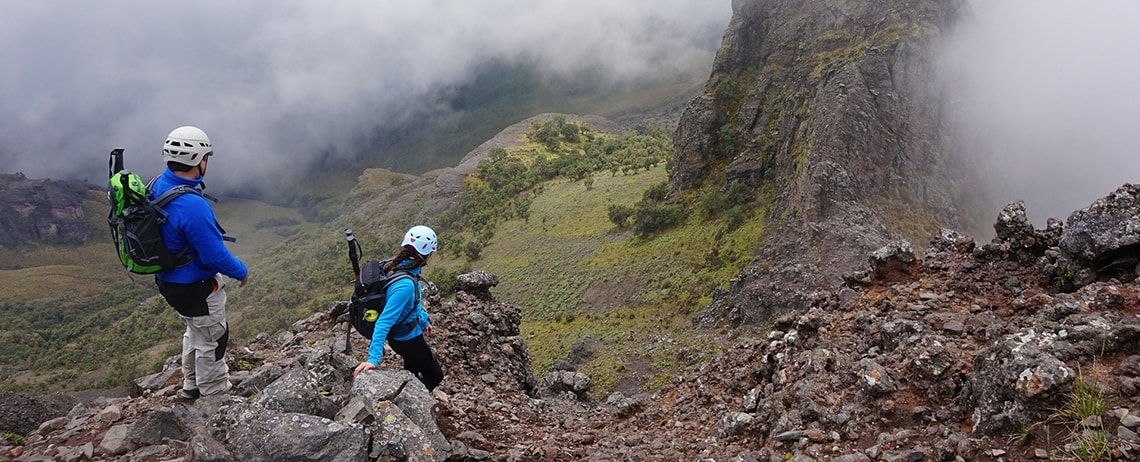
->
xmin=389 ymin=334 xmax=444 ymax=391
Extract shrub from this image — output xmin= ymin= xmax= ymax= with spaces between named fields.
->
xmin=607 ymin=205 xmax=635 ymax=228
xmin=633 ymin=204 xmax=685 ymax=237
xmin=3 ymin=432 xmax=25 ymax=445
xmin=642 ymin=181 xmax=670 ymax=204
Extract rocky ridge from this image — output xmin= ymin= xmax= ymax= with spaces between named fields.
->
xmin=0 ymin=173 xmax=95 ymax=249
xmin=678 ymin=0 xmax=982 ymax=328
xmin=5 ymin=184 xmax=1140 ymax=461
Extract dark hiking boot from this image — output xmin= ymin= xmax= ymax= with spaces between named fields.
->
xmin=180 ymin=388 xmax=201 ymax=400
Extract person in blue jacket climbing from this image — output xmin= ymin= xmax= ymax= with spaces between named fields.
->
xmin=352 ymin=225 xmax=445 ymax=391
xmin=152 ymin=126 xmax=249 ymax=400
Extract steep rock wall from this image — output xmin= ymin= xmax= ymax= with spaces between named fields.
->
xmin=0 ymin=173 xmax=94 ymax=248
xmin=675 ymin=0 xmax=977 ymax=325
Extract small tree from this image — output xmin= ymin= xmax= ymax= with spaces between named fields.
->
xmin=560 ymin=123 xmax=581 ymax=143
xmin=633 ymin=204 xmax=685 ymax=237
xmin=489 ymin=147 xmax=508 ymax=162
xmin=607 ymin=205 xmax=635 ymax=228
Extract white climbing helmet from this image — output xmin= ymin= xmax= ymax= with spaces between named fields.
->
xmin=401 ymin=225 xmax=438 ymax=256
xmin=162 ymin=126 xmax=213 ymax=166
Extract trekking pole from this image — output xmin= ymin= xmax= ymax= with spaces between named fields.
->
xmin=344 ymin=228 xmax=361 ymax=354
xmin=108 ymin=148 xmax=124 ymax=177
xmin=346 ymin=228 xmax=361 ymax=278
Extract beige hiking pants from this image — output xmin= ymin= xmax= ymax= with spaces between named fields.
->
xmin=180 ymin=274 xmax=231 ymax=396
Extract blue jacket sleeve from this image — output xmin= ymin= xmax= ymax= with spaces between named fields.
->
xmin=366 ymin=277 xmax=417 ymax=365
xmin=179 ymin=195 xmax=248 ymax=281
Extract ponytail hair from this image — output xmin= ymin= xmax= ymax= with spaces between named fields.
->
xmin=385 ymin=245 xmax=426 ymax=272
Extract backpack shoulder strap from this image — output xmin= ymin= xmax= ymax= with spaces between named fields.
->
xmin=149 ymin=182 xmax=234 ymax=242
xmin=146 ymin=176 xmax=217 ymax=204
xmin=383 ymin=272 xmax=421 ymax=326
xmin=152 ymin=185 xmax=203 ymax=208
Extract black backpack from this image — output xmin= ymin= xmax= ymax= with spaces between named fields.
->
xmin=106 ymin=148 xmax=205 ymax=274
xmin=342 ymin=230 xmax=421 ymax=352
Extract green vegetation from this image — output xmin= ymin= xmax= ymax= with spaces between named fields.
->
xmin=3 ymin=431 xmax=25 ymax=446
xmin=0 ymin=281 xmax=181 ymax=392
xmin=1058 ymin=375 xmax=1110 ymax=422
xmin=2 ymin=115 xmax=764 ymax=399
xmin=0 ymin=190 xmax=319 ymax=392
xmin=363 ymin=58 xmax=705 ymax=175
xmin=1 ymin=55 xmax=718 ymax=394
xmin=479 ymin=163 xmax=767 ymax=396
xmin=455 ymin=119 xmax=768 ymax=395
xmin=437 ymin=117 xmax=672 ymax=260
xmin=1050 ymin=369 xmax=1114 ymax=462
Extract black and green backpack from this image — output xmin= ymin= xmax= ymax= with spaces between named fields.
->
xmin=106 ymin=148 xmax=204 ymax=274
xmin=341 ymin=229 xmax=421 ymax=352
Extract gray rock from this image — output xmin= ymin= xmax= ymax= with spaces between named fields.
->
xmin=231 ymin=364 xmax=286 ymax=398
xmin=856 ymin=359 xmax=898 ymax=397
xmin=335 ymin=395 xmax=375 ymax=425
xmin=188 ymin=430 xmax=232 ymax=462
xmin=35 ymin=416 xmax=68 ymax=435
xmin=258 ymin=368 xmax=339 ymax=419
xmin=772 ymin=430 xmax=803 ymax=442
xmin=545 ymin=370 xmax=592 ymax=398
xmin=127 ymin=407 xmax=185 ymax=445
xmin=354 ymin=369 xmax=451 ymax=460
xmin=208 ymin=400 xmax=368 ymax=462
xmin=96 ymin=423 xmax=133 ymax=457
xmin=95 ymin=404 xmax=122 ymax=423
xmin=718 ymin=412 xmax=753 ymax=437
xmin=963 ymin=334 xmax=1074 ymax=435
xmin=1059 ymin=183 xmax=1140 ymax=288
xmin=456 ymin=271 xmax=499 ymax=298
xmin=1117 ymin=424 xmax=1140 ymax=444
xmin=131 ymin=367 xmax=178 ymax=397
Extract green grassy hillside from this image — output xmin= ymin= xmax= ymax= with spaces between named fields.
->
xmin=1 ymin=117 xmax=766 ymax=399
xmin=471 ymin=169 xmax=767 ymax=393
xmin=0 ymin=190 xmax=328 ymax=393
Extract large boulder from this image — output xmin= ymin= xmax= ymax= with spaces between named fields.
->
xmin=1059 ymin=183 xmax=1140 ymax=288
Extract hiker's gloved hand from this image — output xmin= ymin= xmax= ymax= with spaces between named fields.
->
xmin=353 ymin=361 xmax=376 ymax=377
xmin=239 ymin=274 xmax=249 ymax=288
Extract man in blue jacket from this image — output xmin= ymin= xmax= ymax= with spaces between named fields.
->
xmin=152 ymin=126 xmax=249 ymax=399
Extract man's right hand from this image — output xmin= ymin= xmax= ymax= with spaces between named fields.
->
xmin=239 ymin=274 xmax=249 ymax=287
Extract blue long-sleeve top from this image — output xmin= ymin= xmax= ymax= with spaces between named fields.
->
xmin=152 ymin=169 xmax=248 ymax=284
xmin=367 ymin=264 xmax=430 ymax=365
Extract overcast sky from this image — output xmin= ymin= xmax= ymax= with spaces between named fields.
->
xmin=946 ymin=0 xmax=1140 ymax=225
xmin=0 ymin=0 xmax=731 ymax=188
xmin=4 ymin=0 xmax=1136 ymax=226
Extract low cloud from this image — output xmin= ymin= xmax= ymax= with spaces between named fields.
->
xmin=946 ymin=0 xmax=1140 ymax=224
xmin=0 ymin=0 xmax=730 ymax=190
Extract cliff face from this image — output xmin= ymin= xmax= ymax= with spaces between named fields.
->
xmin=0 ymin=173 xmax=95 ymax=248
xmin=674 ymin=0 xmax=978 ymax=326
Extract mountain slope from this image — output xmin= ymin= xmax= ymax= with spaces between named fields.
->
xmin=6 ymin=191 xmax=1140 ymax=461
xmin=673 ymin=0 xmax=984 ymax=327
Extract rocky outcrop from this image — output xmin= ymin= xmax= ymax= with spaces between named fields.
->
xmin=1 ymin=272 xmax=538 ymax=461
xmin=676 ymin=0 xmax=978 ymax=326
xmin=1059 ymin=183 xmax=1140 ymax=289
xmin=0 ymin=173 xmax=95 ymax=248
xmin=6 ymin=185 xmax=1140 ymax=460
